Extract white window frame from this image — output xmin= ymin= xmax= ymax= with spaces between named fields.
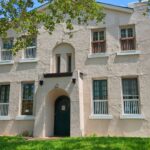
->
xmin=0 ymin=83 xmax=10 ymax=117
xmin=91 ymin=28 xmax=106 ymax=54
xmin=0 ymin=38 xmax=13 ymax=63
xmin=20 ymin=81 xmax=35 ymax=116
xmin=90 ymin=78 xmax=112 ymax=119
xmin=121 ymin=77 xmax=141 ymax=116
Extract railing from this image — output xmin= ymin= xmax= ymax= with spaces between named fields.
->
xmin=92 ymin=40 xmax=106 ymax=53
xmin=120 ymin=37 xmax=135 ymax=50
xmin=123 ymin=95 xmax=140 ymax=114
xmin=93 ymin=100 xmax=108 ymax=115
xmin=1 ymin=50 xmax=12 ymax=61
xmin=24 ymin=46 xmax=36 ymax=59
xmin=0 ymin=103 xmax=9 ymax=116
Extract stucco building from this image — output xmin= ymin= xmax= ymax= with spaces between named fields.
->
xmin=0 ymin=1 xmax=150 ymax=137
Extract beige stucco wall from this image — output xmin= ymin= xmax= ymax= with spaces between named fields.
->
xmin=0 ymin=2 xmax=150 ymax=137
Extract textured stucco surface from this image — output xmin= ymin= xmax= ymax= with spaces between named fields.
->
xmin=0 ymin=2 xmax=150 ymax=137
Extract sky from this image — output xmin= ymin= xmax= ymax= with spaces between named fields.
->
xmin=97 ymin=0 xmax=138 ymax=7
xmin=33 ymin=0 xmax=138 ymax=9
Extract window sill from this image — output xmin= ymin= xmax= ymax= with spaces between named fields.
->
xmin=88 ymin=53 xmax=110 ymax=58
xmin=120 ymin=114 xmax=144 ymax=120
xmin=19 ymin=58 xmax=38 ymax=63
xmin=15 ymin=116 xmax=35 ymax=121
xmin=0 ymin=116 xmax=12 ymax=120
xmin=117 ymin=50 xmax=142 ymax=56
xmin=89 ymin=114 xmax=113 ymax=120
xmin=0 ymin=60 xmax=14 ymax=65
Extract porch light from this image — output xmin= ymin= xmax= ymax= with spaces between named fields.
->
xmin=72 ymin=78 xmax=76 ymax=84
xmin=39 ymin=80 xmax=44 ymax=86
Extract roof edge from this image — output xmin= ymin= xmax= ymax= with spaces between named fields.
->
xmin=36 ymin=1 xmax=134 ymax=14
xmin=98 ymin=2 xmax=133 ymax=13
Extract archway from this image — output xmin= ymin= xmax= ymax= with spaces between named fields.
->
xmin=45 ymin=88 xmax=70 ymax=137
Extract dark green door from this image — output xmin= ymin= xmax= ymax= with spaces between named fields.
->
xmin=54 ymin=96 xmax=70 ymax=136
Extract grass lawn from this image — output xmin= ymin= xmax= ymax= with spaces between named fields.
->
xmin=0 ymin=136 xmax=150 ymax=150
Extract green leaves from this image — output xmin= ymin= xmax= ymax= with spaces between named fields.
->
xmin=0 ymin=0 xmax=105 ymax=53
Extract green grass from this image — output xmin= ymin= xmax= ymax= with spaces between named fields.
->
xmin=0 ymin=136 xmax=150 ymax=150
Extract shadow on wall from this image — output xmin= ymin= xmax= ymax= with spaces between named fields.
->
xmin=114 ymin=55 xmax=140 ymax=64
xmin=85 ymin=57 xmax=108 ymax=66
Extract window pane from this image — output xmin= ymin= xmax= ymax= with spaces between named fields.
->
xmin=22 ymin=83 xmax=34 ymax=101
xmin=122 ymin=78 xmax=138 ymax=99
xmin=99 ymin=31 xmax=104 ymax=40
xmin=67 ymin=54 xmax=72 ymax=73
xmin=0 ymin=85 xmax=10 ymax=116
xmin=0 ymin=85 xmax=10 ymax=103
xmin=122 ymin=78 xmax=140 ymax=114
xmin=56 ymin=55 xmax=61 ymax=73
xmin=93 ymin=80 xmax=107 ymax=100
xmin=27 ymin=37 xmax=36 ymax=47
xmin=22 ymin=83 xmax=34 ymax=115
xmin=3 ymin=38 xmax=13 ymax=49
xmin=93 ymin=32 xmax=99 ymax=41
xmin=25 ymin=47 xmax=36 ymax=58
xmin=121 ymin=29 xmax=126 ymax=38
xmin=127 ymin=28 xmax=134 ymax=37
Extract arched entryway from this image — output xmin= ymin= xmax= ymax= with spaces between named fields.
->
xmin=54 ymin=96 xmax=70 ymax=136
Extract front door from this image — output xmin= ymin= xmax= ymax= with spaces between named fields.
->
xmin=54 ymin=96 xmax=70 ymax=136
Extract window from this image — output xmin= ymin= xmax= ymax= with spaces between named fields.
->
xmin=56 ymin=54 xmax=61 ymax=73
xmin=22 ymin=83 xmax=34 ymax=115
xmin=93 ymin=80 xmax=108 ymax=115
xmin=67 ymin=54 xmax=72 ymax=73
xmin=92 ymin=30 xmax=106 ymax=53
xmin=1 ymin=38 xmax=13 ymax=61
xmin=0 ymin=85 xmax=10 ymax=116
xmin=120 ymin=26 xmax=135 ymax=50
xmin=24 ymin=38 xmax=36 ymax=59
xmin=122 ymin=78 xmax=140 ymax=114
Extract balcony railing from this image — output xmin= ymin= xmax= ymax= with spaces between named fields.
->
xmin=120 ymin=37 xmax=135 ymax=50
xmin=1 ymin=50 xmax=12 ymax=61
xmin=123 ymin=95 xmax=140 ymax=114
xmin=24 ymin=46 xmax=36 ymax=59
xmin=93 ymin=100 xmax=108 ymax=115
xmin=92 ymin=40 xmax=106 ymax=53
xmin=0 ymin=103 xmax=9 ymax=116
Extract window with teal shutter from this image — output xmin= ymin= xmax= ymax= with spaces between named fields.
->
xmin=93 ymin=80 xmax=108 ymax=114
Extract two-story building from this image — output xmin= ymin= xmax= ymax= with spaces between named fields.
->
xmin=0 ymin=1 xmax=150 ymax=137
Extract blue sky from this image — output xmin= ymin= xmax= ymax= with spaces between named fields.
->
xmin=97 ymin=0 xmax=138 ymax=7
xmin=34 ymin=0 xmax=138 ymax=8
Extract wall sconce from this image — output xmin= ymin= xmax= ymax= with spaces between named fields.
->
xmin=39 ymin=80 xmax=44 ymax=86
xmin=72 ymin=78 xmax=76 ymax=84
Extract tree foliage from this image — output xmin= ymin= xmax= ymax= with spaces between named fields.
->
xmin=0 ymin=0 xmax=105 ymax=53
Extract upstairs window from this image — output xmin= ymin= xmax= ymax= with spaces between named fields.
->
xmin=67 ymin=54 xmax=72 ymax=73
xmin=93 ymin=80 xmax=108 ymax=115
xmin=0 ymin=84 xmax=10 ymax=116
xmin=122 ymin=78 xmax=140 ymax=114
xmin=120 ymin=26 xmax=136 ymax=50
xmin=56 ymin=54 xmax=61 ymax=73
xmin=1 ymin=38 xmax=13 ymax=61
xmin=92 ymin=30 xmax=106 ymax=53
xmin=22 ymin=82 xmax=34 ymax=115
xmin=24 ymin=37 xmax=36 ymax=59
